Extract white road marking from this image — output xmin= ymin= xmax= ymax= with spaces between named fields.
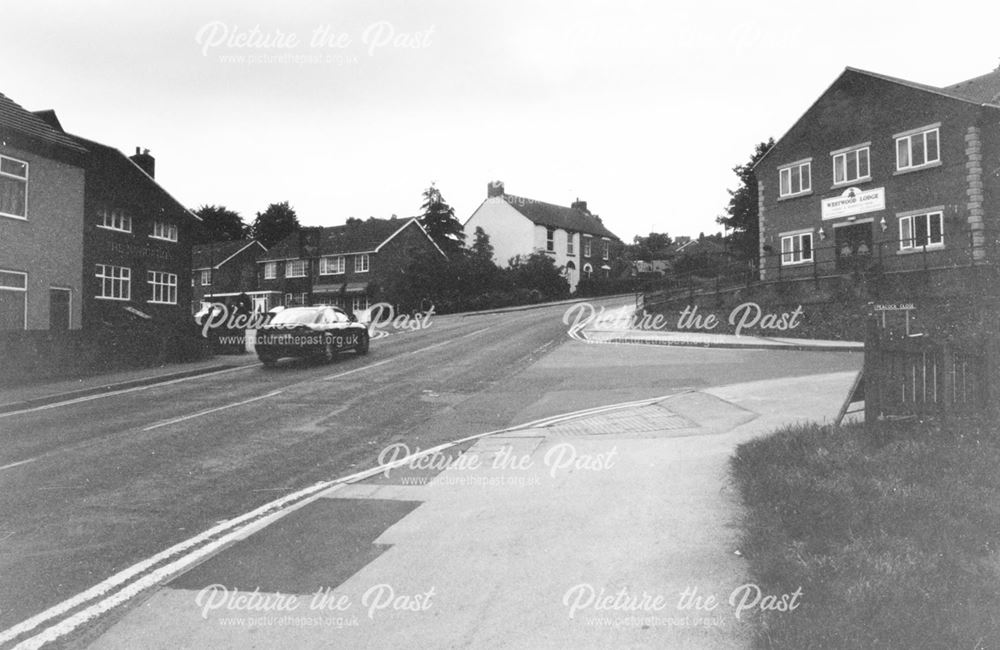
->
xmin=1 ymin=322 xmax=536 ymax=647
xmin=0 ymin=365 xmax=257 ymax=420
xmin=0 ymin=457 xmax=37 ymax=472
xmin=141 ymin=390 xmax=282 ymax=432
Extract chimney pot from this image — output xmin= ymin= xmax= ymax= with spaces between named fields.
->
xmin=129 ymin=147 xmax=156 ymax=178
xmin=487 ymin=180 xmax=504 ymax=198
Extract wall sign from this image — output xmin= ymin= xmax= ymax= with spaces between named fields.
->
xmin=821 ymin=186 xmax=885 ymax=220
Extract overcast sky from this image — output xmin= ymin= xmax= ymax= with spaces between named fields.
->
xmin=3 ymin=0 xmax=998 ymax=242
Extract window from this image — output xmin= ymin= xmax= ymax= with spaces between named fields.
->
xmin=352 ymin=295 xmax=369 ymax=312
xmin=546 ymin=228 xmax=555 ymax=252
xmin=199 ymin=269 xmax=212 ymax=286
xmin=778 ymin=160 xmax=812 ymax=197
xmin=896 ymin=126 xmax=940 ymax=171
xmin=832 ymin=146 xmax=870 ymax=185
xmin=567 ymin=235 xmax=574 ymax=256
xmin=355 ymin=254 xmax=369 ymax=273
xmin=601 ymin=239 xmax=610 ymax=260
xmin=320 ymin=256 xmax=345 ymax=275
xmin=583 ymin=237 xmax=592 ymax=257
xmin=780 ymin=232 xmax=813 ymax=264
xmin=0 ymin=270 xmax=27 ymax=329
xmin=899 ymin=211 xmax=944 ymax=250
xmin=0 ymin=155 xmax=28 ymax=219
xmin=98 ymin=207 xmax=132 ymax=233
xmin=96 ymin=264 xmax=131 ymax=300
xmin=264 ymin=262 xmax=277 ymax=279
xmin=147 ymin=271 xmax=177 ymax=304
xmin=286 ymin=260 xmax=307 ymax=277
xmin=151 ymin=221 xmax=178 ymax=242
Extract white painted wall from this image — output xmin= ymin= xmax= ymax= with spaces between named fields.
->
xmin=463 ymin=199 xmax=534 ymax=267
xmin=533 ymin=225 xmax=581 ymax=290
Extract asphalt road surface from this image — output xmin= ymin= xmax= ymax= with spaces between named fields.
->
xmin=0 ymin=298 xmax=861 ymax=636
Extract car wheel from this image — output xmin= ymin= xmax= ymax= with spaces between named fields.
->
xmin=356 ymin=332 xmax=369 ymax=355
xmin=322 ymin=341 xmax=335 ymax=363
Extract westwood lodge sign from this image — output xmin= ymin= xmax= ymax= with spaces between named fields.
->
xmin=821 ymin=186 xmax=885 ymax=220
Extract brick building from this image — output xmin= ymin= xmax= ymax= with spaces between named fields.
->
xmin=755 ymin=66 xmax=1000 ymax=280
xmin=192 ymin=239 xmax=270 ymax=313
xmin=0 ymin=93 xmax=87 ymax=330
xmin=258 ymin=217 xmax=445 ymax=312
xmin=462 ymin=181 xmax=620 ymax=291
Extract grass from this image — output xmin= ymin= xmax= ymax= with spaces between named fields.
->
xmin=730 ymin=418 xmax=1000 ymax=649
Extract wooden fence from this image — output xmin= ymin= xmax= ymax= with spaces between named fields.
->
xmin=863 ymin=328 xmax=994 ymax=421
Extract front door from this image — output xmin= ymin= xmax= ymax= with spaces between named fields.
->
xmin=49 ymin=287 xmax=71 ymax=330
xmin=834 ymin=222 xmax=874 ymax=271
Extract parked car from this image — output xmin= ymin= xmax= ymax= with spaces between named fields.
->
xmin=255 ymin=306 xmax=369 ymax=366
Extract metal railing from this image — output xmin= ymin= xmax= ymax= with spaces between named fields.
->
xmin=643 ymin=227 xmax=1000 ymax=306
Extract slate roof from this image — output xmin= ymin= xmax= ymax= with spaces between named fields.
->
xmin=0 ymin=92 xmax=87 ymax=154
xmin=193 ymin=240 xmax=265 ymax=269
xmin=945 ymin=69 xmax=1000 ymax=104
xmin=501 ymin=195 xmax=619 ymax=240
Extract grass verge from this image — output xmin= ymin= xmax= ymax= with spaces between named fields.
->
xmin=730 ymin=418 xmax=1000 ymax=649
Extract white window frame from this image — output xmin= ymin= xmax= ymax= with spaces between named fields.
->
xmin=199 ymin=269 xmax=212 ymax=286
xmin=320 ymin=255 xmax=346 ymax=275
xmin=0 ymin=269 xmax=28 ymax=329
xmin=546 ymin=227 xmax=555 ymax=252
xmin=780 ymin=231 xmax=813 ymax=265
xmin=601 ymin=239 xmax=610 ymax=261
xmin=583 ymin=237 xmax=592 ymax=257
xmin=147 ymin=271 xmax=178 ymax=304
xmin=778 ymin=159 xmax=812 ymax=198
xmin=355 ymin=254 xmax=370 ymax=273
xmin=98 ymin=207 xmax=132 ymax=233
xmin=567 ymin=234 xmax=574 ymax=256
xmin=286 ymin=259 xmax=307 ymax=278
xmin=96 ymin=264 xmax=131 ymax=301
xmin=895 ymin=125 xmax=940 ymax=172
xmin=898 ymin=210 xmax=944 ymax=251
xmin=352 ymin=295 xmax=369 ymax=312
xmin=150 ymin=221 xmax=178 ymax=242
xmin=832 ymin=144 xmax=871 ymax=186
xmin=0 ymin=154 xmax=29 ymax=220
xmin=263 ymin=262 xmax=277 ymax=279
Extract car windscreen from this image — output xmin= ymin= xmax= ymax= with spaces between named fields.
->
xmin=268 ymin=309 xmax=321 ymax=325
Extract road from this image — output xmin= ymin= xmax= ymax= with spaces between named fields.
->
xmin=0 ymin=298 xmax=861 ymax=636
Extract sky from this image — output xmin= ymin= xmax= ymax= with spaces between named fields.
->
xmin=3 ymin=0 xmax=998 ymax=242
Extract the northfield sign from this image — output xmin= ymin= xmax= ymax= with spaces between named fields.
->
xmin=821 ymin=186 xmax=885 ymax=220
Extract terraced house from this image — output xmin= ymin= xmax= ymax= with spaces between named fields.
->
xmin=755 ymin=66 xmax=1000 ymax=280
xmin=258 ymin=216 xmax=445 ymax=312
xmin=462 ymin=181 xmax=620 ymax=291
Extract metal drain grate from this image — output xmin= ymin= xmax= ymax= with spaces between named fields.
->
xmin=544 ymin=403 xmax=695 ymax=437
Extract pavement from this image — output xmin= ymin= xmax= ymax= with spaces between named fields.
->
xmin=581 ymin=327 xmax=862 ymax=352
xmin=72 ymin=368 xmax=857 ymax=649
xmin=0 ymin=355 xmax=259 ymax=415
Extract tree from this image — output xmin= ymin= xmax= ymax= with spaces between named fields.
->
xmin=469 ymin=226 xmax=494 ymax=262
xmin=628 ymin=232 xmax=673 ymax=261
xmin=250 ymin=201 xmax=300 ymax=248
xmin=418 ymin=185 xmax=465 ymax=256
xmin=717 ymin=138 xmax=774 ymax=265
xmin=192 ymin=205 xmax=247 ymax=244
xmin=505 ymin=252 xmax=570 ymax=299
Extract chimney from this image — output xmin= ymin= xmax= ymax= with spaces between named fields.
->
xmin=571 ymin=198 xmax=588 ymax=213
xmin=487 ymin=180 xmax=504 ymax=198
xmin=130 ymin=147 xmax=155 ymax=178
